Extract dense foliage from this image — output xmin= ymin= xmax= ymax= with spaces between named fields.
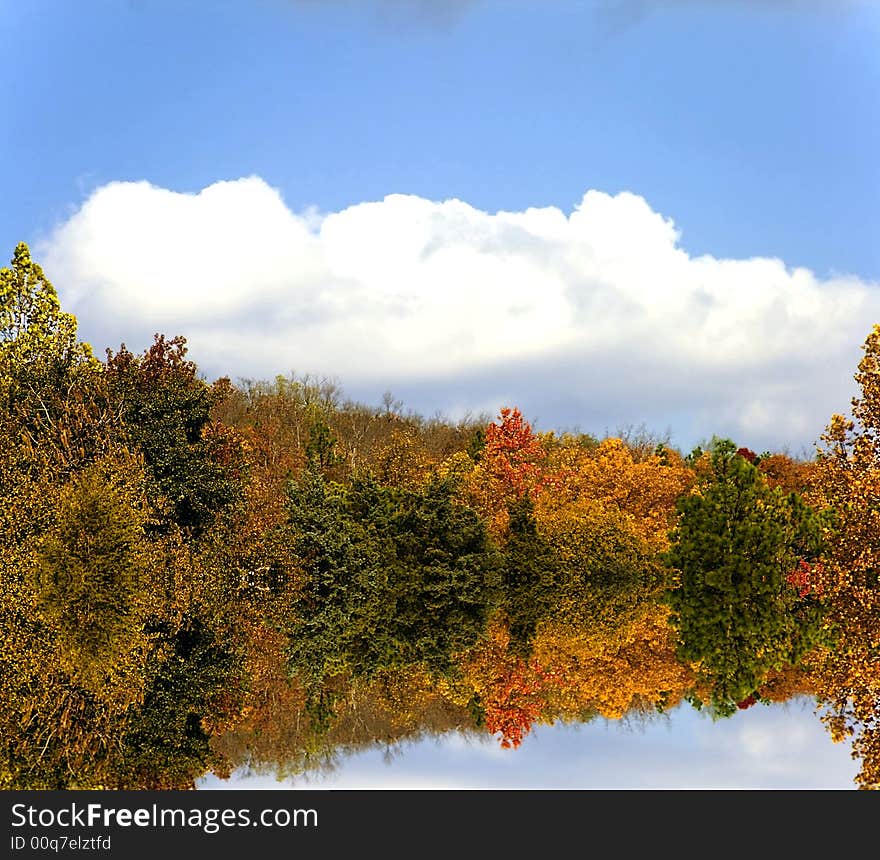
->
xmin=664 ymin=439 xmax=829 ymax=716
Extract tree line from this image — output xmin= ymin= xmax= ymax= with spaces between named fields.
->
xmin=1 ymin=242 xmax=877 ymax=789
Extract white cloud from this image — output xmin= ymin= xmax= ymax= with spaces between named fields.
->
xmin=38 ymin=176 xmax=878 ymax=451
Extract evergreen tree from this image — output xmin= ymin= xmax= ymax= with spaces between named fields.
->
xmin=664 ymin=439 xmax=828 ymax=716
xmin=286 ymin=470 xmax=500 ymax=688
xmin=104 ymin=335 xmax=243 ymax=536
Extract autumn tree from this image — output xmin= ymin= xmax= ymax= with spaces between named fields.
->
xmin=458 ymin=620 xmax=553 ymax=749
xmin=533 ymin=489 xmax=669 ymax=636
xmin=0 ymin=243 xmax=112 ymax=532
xmin=0 ymin=242 xmax=98 ymax=420
xmin=207 ymin=620 xmax=312 ymax=776
xmin=0 ymin=245 xmax=154 ymax=788
xmin=36 ymin=455 xmax=153 ymax=692
xmin=757 ymin=452 xmax=816 ymax=495
xmin=531 ymin=607 xmax=694 ymax=722
xmin=104 ymin=335 xmax=244 ymax=536
xmin=539 ymin=435 xmax=695 ymax=551
xmin=807 ymin=323 xmax=880 ymax=789
xmin=465 ymin=407 xmax=547 ymax=536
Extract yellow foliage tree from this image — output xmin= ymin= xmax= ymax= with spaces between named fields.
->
xmin=531 ymin=605 xmax=694 ymax=720
xmin=807 ymin=323 xmax=880 ymax=789
xmin=541 ymin=436 xmax=695 ymax=550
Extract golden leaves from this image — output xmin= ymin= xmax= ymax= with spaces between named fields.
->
xmin=808 ymin=323 xmax=880 ymax=789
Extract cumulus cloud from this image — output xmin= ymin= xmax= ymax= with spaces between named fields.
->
xmin=38 ymin=176 xmax=878 ymax=452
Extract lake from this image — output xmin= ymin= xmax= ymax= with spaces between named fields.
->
xmin=197 ymin=696 xmax=860 ymax=790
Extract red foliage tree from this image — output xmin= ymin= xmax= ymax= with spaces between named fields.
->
xmin=468 ymin=407 xmax=549 ymax=536
xmin=482 ymin=658 xmax=550 ymax=749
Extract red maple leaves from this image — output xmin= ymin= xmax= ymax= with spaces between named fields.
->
xmin=482 ymin=407 xmax=546 ymax=498
xmin=785 ymin=558 xmax=825 ymax=598
xmin=483 ymin=659 xmax=550 ymax=749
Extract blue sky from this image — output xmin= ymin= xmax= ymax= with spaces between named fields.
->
xmin=2 ymin=0 xmax=879 ymax=452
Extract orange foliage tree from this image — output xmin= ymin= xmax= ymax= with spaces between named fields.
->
xmin=465 ymin=408 xmax=548 ymax=537
xmin=531 ymin=605 xmax=695 ymax=720
xmin=807 ymin=324 xmax=880 ymax=790
xmin=459 ymin=621 xmax=553 ymax=749
xmin=539 ymin=436 xmax=694 ymax=550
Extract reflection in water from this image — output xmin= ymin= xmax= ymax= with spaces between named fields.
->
xmin=2 ymin=409 xmax=877 ymax=790
xmin=1 ymin=255 xmax=878 ymax=791
xmin=2 ymin=413 xmax=877 ymax=791
xmin=198 ymin=700 xmax=860 ymax=790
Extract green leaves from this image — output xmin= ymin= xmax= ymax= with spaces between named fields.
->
xmin=0 ymin=242 xmax=96 ymax=402
xmin=104 ymin=335 xmax=244 ymax=535
xmin=664 ymin=439 xmax=828 ymax=716
xmin=286 ymin=470 xmax=500 ymax=688
xmin=36 ymin=456 xmax=150 ymax=689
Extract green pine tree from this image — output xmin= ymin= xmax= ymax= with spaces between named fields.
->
xmin=664 ymin=439 xmax=829 ymax=716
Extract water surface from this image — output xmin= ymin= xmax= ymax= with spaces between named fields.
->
xmin=198 ymin=698 xmax=859 ymax=790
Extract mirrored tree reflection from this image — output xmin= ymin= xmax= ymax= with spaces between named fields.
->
xmin=1 ymin=244 xmax=878 ymax=790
